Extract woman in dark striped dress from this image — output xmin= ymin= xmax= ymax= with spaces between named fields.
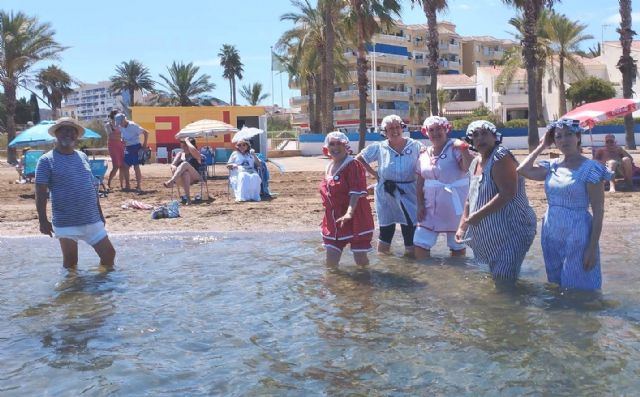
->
xmin=455 ymin=120 xmax=537 ymax=280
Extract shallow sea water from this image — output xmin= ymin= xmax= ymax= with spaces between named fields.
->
xmin=1 ymin=225 xmax=640 ymax=396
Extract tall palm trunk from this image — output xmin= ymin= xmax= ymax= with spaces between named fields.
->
xmin=306 ymin=75 xmax=316 ymax=131
xmin=425 ymin=5 xmax=439 ymax=117
xmin=4 ymin=82 xmax=17 ymax=164
xmin=313 ymin=73 xmax=323 ymax=132
xmin=323 ymin=4 xmax=336 ymax=133
xmin=618 ymin=0 xmax=636 ymax=149
xmin=523 ymin=1 xmax=541 ymax=150
xmin=558 ymin=54 xmax=567 ymax=116
xmin=536 ymin=66 xmax=545 ymax=124
xmin=355 ymin=1 xmax=369 ymax=152
xmin=229 ymin=79 xmax=233 ymax=105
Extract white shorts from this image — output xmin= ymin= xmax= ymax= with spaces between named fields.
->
xmin=53 ymin=221 xmax=108 ymax=246
xmin=414 ymin=227 xmax=465 ymax=251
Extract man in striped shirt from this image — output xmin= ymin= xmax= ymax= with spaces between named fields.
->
xmin=35 ymin=117 xmax=116 ymax=270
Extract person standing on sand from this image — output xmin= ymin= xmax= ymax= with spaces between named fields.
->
xmin=105 ymin=110 xmax=125 ymax=191
xmin=115 ymin=113 xmax=149 ymax=193
xmin=35 ymin=117 xmax=116 ymax=270
xmin=320 ymin=132 xmax=375 ymax=267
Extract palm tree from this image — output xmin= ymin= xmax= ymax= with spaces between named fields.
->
xmin=109 ymin=60 xmax=155 ymax=114
xmin=618 ymin=0 xmax=637 ymax=149
xmin=410 ymin=1 xmax=449 ymax=117
xmin=158 ymin=61 xmax=215 ymax=106
xmin=218 ymin=44 xmax=244 ymax=106
xmin=345 ymin=0 xmax=401 ymax=150
xmin=240 ymin=82 xmax=269 ymax=105
xmin=279 ymin=0 xmax=327 ymax=133
xmin=545 ymin=12 xmax=593 ymax=116
xmin=502 ymin=0 xmax=557 ymax=151
xmin=497 ymin=11 xmax=552 ymax=125
xmin=35 ymin=65 xmax=74 ymax=119
xmin=0 ymin=11 xmax=66 ymax=163
xmin=319 ymin=0 xmax=343 ymax=133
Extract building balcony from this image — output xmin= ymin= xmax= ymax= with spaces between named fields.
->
xmin=414 ymin=75 xmax=431 ymax=84
xmin=349 ymin=70 xmax=410 ymax=83
xmin=496 ymin=93 xmax=529 ymax=106
xmin=292 ymin=113 xmax=308 ymax=123
xmin=374 ymin=33 xmax=409 ymax=44
xmin=377 ymin=109 xmax=409 ymax=118
xmin=376 ymin=90 xmax=410 ymax=99
xmin=290 ymin=95 xmax=309 ymax=106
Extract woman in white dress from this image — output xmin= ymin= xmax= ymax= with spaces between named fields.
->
xmin=227 ymin=138 xmax=262 ymax=202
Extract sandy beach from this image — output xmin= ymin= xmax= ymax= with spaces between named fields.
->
xmin=1 ymin=151 xmax=638 ymax=237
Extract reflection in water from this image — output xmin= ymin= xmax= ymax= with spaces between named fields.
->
xmin=1 ymin=229 xmax=640 ymax=395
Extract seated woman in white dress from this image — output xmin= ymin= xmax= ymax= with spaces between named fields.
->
xmin=227 ymin=138 xmax=262 ymax=202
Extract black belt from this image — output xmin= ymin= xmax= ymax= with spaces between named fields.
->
xmin=383 ymin=180 xmax=414 ymax=196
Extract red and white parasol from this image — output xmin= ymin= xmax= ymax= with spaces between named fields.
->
xmin=561 ymin=98 xmax=640 ymax=129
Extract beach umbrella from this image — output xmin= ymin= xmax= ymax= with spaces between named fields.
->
xmin=561 ymin=98 xmax=640 ymax=128
xmin=174 ymin=119 xmax=238 ymax=140
xmin=561 ymin=98 xmax=640 ymax=146
xmin=8 ymin=120 xmax=102 ymax=148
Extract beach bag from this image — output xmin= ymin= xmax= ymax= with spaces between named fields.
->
xmin=151 ymin=200 xmax=180 ymax=219
xmin=138 ymin=147 xmax=152 ymax=165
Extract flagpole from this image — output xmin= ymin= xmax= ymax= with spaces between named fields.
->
xmin=280 ymin=72 xmax=284 ymax=109
xmin=270 ymin=46 xmax=275 ymax=108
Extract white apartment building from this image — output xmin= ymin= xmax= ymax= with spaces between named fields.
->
xmin=61 ymin=81 xmax=140 ymax=122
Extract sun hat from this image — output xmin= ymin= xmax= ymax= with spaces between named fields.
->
xmin=421 ymin=116 xmax=451 ymax=136
xmin=114 ymin=113 xmax=126 ymax=125
xmin=48 ymin=117 xmax=85 ymax=138
xmin=547 ymin=119 xmax=585 ymax=134
xmin=464 ymin=120 xmax=502 ymax=150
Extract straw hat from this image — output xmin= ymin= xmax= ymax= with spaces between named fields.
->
xmin=48 ymin=117 xmax=85 ymax=138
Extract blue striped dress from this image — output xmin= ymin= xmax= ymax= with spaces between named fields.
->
xmin=465 ymin=146 xmax=537 ymax=280
xmin=539 ymin=159 xmax=612 ymax=290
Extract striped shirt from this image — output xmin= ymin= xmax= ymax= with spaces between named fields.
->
xmin=35 ymin=150 xmax=102 ymax=228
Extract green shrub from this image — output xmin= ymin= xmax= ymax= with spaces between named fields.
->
xmin=451 ymin=115 xmax=504 ymax=131
xmin=503 ymin=119 xmax=529 ymax=128
xmin=596 ymin=117 xmax=640 ymax=126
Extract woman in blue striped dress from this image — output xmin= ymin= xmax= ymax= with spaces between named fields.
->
xmin=455 ymin=120 xmax=537 ymax=280
xmin=517 ymin=120 xmax=612 ymax=290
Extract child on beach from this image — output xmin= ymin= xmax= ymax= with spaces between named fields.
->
xmin=320 ymin=132 xmax=374 ymax=267
xmin=35 ymin=117 xmax=116 ymax=270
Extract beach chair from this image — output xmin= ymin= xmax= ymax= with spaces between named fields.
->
xmin=200 ymin=146 xmax=214 ymax=177
xmin=213 ymin=147 xmax=232 ymax=175
xmin=89 ymin=159 xmax=109 ymax=197
xmin=174 ymin=153 xmax=210 ymax=203
xmin=171 ymin=148 xmax=182 ymax=163
xmin=157 ymin=147 xmax=168 ymax=164
xmin=20 ymin=150 xmax=45 ymax=183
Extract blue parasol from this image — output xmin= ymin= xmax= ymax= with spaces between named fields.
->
xmin=8 ymin=120 xmax=102 ymax=148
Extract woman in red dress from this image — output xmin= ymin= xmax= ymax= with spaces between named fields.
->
xmin=320 ymin=132 xmax=374 ymax=267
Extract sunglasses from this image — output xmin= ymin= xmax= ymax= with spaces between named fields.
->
xmin=605 ymin=139 xmax=615 ymax=144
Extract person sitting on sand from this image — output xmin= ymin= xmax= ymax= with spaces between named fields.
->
xmin=35 ymin=117 xmax=116 ymax=270
xmin=227 ymin=138 xmax=262 ymax=202
xmin=594 ymin=134 xmax=635 ymax=192
xmin=163 ymin=137 xmax=203 ymax=204
xmin=320 ymin=131 xmax=374 ymax=268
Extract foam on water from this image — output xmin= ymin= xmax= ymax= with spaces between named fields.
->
xmin=1 ymin=225 xmax=639 ymax=395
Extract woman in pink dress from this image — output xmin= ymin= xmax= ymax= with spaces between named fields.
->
xmin=105 ymin=110 xmax=125 ymax=191
xmin=320 ymin=132 xmax=375 ymax=267
xmin=415 ymin=116 xmax=474 ymax=259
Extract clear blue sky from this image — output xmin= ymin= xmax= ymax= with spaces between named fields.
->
xmin=3 ymin=0 xmax=639 ymax=108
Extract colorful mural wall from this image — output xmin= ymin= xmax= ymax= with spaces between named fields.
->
xmin=131 ymin=106 xmax=267 ymax=152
